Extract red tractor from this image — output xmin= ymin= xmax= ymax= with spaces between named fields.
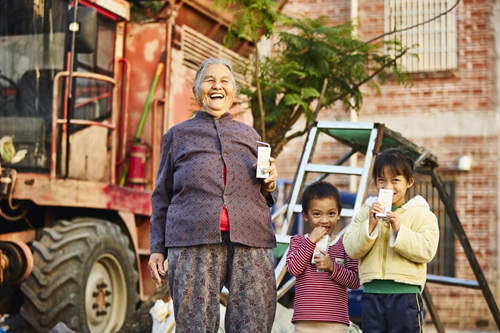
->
xmin=0 ymin=0 xmax=156 ymax=331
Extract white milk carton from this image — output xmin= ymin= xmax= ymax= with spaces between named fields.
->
xmin=375 ymin=188 xmax=393 ymax=219
xmin=311 ymin=235 xmax=329 ymax=264
xmin=256 ymin=141 xmax=271 ymax=178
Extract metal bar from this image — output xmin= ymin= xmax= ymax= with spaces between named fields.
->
xmin=74 ymin=92 xmax=111 ymax=108
xmin=51 ymin=72 xmax=63 ymax=178
xmin=313 ymin=149 xmax=356 ymax=183
xmin=271 ymin=204 xmax=288 ymax=222
xmin=50 ymin=71 xmax=116 ymax=179
xmin=352 ymin=125 xmax=381 ymax=215
xmin=163 ymin=15 xmax=174 ymax=133
xmin=65 ymin=0 xmax=80 ymax=178
xmin=414 ymin=150 xmax=431 ymax=168
xmin=118 ymin=58 xmax=130 ymax=166
xmin=275 ymin=245 xmax=289 ymax=287
xmin=152 ymin=99 xmax=166 ymax=190
xmin=55 ymin=119 xmax=115 ymax=129
xmin=288 ymin=203 xmax=353 ymax=217
xmin=426 ymin=274 xmax=479 ymax=289
xmin=422 ymin=287 xmax=446 ymax=333
xmin=304 ymin=164 xmax=363 ymax=175
xmin=281 ymin=126 xmax=319 ymax=236
xmin=430 ymin=169 xmax=500 ymax=329
xmin=340 ymin=209 xmax=354 ymax=217
xmin=316 ymin=120 xmax=378 ymax=130
xmin=277 ymin=277 xmax=296 ymax=300
xmin=275 ymin=234 xmax=291 ymax=245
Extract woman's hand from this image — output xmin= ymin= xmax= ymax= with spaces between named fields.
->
xmin=148 ymin=253 xmax=166 ymax=288
xmin=262 ymin=157 xmax=278 ymax=192
xmin=314 ymin=250 xmax=334 ymax=272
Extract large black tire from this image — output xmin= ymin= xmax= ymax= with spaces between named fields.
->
xmin=20 ymin=218 xmax=139 ymax=333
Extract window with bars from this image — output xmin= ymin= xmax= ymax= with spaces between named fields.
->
xmin=406 ymin=180 xmax=456 ymax=276
xmin=180 ymin=25 xmax=250 ymax=87
xmin=384 ymin=0 xmax=457 ymax=72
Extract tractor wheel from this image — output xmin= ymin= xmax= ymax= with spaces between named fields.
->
xmin=20 ymin=218 xmax=139 ymax=333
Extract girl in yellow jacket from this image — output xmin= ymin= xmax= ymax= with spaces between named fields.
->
xmin=344 ymin=148 xmax=439 ymax=333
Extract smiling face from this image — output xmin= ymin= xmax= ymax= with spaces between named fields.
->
xmin=196 ymin=63 xmax=235 ymax=118
xmin=302 ymin=197 xmax=341 ymax=236
xmin=375 ymin=166 xmax=414 ymax=208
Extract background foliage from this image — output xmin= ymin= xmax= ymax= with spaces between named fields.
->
xmin=217 ymin=0 xmax=410 ymax=157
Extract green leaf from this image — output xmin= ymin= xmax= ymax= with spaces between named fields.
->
xmin=283 ymin=93 xmax=303 ymax=106
xmin=302 ymin=87 xmax=320 ymax=99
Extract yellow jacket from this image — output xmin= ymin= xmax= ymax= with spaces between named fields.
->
xmin=343 ymin=195 xmax=439 ymax=291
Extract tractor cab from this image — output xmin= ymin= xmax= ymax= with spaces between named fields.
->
xmin=0 ymin=0 xmax=126 ymax=179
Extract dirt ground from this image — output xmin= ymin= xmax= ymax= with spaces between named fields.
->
xmin=118 ymin=284 xmax=170 ymax=333
xmin=117 ymin=300 xmax=154 ymax=333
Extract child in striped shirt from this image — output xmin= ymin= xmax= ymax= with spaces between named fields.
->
xmin=286 ymin=181 xmax=360 ymax=333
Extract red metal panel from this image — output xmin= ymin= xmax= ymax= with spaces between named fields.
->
xmin=12 ymin=174 xmax=151 ymax=215
xmin=80 ymin=0 xmax=119 ymax=21
xmin=171 ymin=70 xmax=197 ymax=125
xmin=81 ymin=0 xmax=130 ymax=20
xmin=125 ymin=23 xmax=166 ymax=140
xmin=125 ymin=22 xmax=167 ymax=188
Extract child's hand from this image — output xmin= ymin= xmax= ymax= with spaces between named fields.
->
xmin=314 ymin=250 xmax=333 ymax=272
xmin=386 ymin=211 xmax=400 ymax=234
xmin=309 ymin=226 xmax=328 ymax=243
xmin=369 ymin=201 xmax=384 ymax=233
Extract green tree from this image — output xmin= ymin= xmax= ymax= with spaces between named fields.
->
xmin=217 ymin=0 xmax=411 ymax=157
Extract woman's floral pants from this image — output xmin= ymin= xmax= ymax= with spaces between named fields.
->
xmin=167 ymin=233 xmax=276 ymax=333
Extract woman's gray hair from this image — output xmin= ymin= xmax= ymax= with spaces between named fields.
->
xmin=193 ymin=58 xmax=238 ymax=104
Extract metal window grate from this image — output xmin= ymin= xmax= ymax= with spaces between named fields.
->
xmin=181 ymin=25 xmax=250 ymax=86
xmin=385 ymin=0 xmax=457 ymax=72
xmin=407 ymin=180 xmax=455 ymax=276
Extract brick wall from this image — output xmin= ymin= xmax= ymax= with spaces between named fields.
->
xmin=278 ymin=0 xmax=499 ymax=329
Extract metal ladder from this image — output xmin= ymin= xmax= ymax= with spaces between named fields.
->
xmin=273 ymin=120 xmax=385 ymax=297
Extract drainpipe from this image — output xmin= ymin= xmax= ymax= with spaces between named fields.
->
xmin=493 ymin=0 xmax=500 ymax=304
xmin=349 ymin=0 xmax=359 ymax=194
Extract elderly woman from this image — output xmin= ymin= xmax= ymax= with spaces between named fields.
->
xmin=148 ymin=58 xmax=278 ymax=332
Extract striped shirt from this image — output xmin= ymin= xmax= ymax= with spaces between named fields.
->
xmin=286 ymin=235 xmax=360 ymax=325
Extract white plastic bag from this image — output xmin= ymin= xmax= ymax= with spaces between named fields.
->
xmin=150 ymin=299 xmax=175 ymax=333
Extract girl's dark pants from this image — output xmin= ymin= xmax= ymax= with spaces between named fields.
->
xmin=362 ymin=293 xmax=425 ymax=333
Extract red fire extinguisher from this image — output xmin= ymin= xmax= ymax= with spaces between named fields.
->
xmin=127 ymin=142 xmax=150 ymax=189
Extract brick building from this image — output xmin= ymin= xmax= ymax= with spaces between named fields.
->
xmin=131 ymin=0 xmax=500 ymax=329
xmin=274 ymin=0 xmax=500 ymax=330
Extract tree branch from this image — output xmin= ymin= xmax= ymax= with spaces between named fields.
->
xmin=363 ymin=0 xmax=461 ymax=46
xmin=284 ymin=128 xmax=309 ymax=143
xmin=254 ymin=47 xmax=266 ymax=141
xmin=324 ymin=49 xmax=408 ymax=106
xmin=283 ymin=104 xmax=307 ymax=134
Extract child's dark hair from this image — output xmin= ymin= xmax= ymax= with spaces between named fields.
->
xmin=372 ymin=148 xmax=414 ymax=181
xmin=301 ymin=181 xmax=342 ymax=213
